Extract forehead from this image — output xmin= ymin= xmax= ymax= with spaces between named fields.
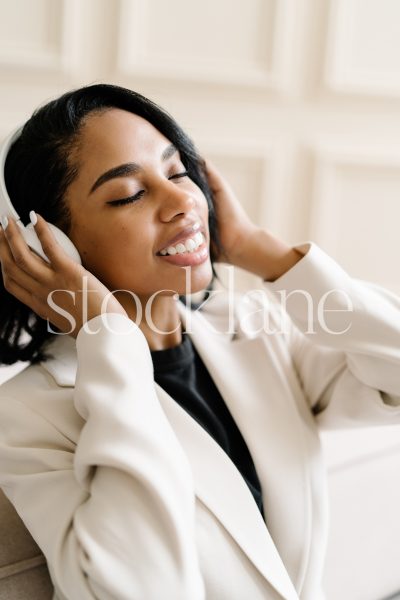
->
xmin=77 ymin=108 xmax=172 ymax=164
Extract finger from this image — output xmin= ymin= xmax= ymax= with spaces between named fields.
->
xmin=0 ymin=220 xmax=24 ymax=267
xmin=0 ymin=225 xmax=21 ymax=270
xmin=0 ymin=242 xmax=51 ymax=301
xmin=0 ymin=252 xmax=74 ymax=330
xmin=1 ymin=216 xmax=53 ymax=280
xmin=0 ymin=228 xmax=50 ymax=302
xmin=202 ymin=157 xmax=218 ymax=175
xmin=0 ymin=232 xmax=58 ymax=322
xmin=32 ymin=213 xmax=73 ymax=269
xmin=200 ymin=158 xmax=223 ymax=192
xmin=0 ymin=253 xmax=49 ymax=321
xmin=0 ymin=225 xmax=5 ymax=247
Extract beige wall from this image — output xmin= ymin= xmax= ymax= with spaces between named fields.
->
xmin=1 ymin=0 xmax=400 ymax=292
xmin=1 ymin=1 xmax=400 ymax=599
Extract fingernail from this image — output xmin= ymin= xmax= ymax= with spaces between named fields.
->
xmin=29 ymin=210 xmax=37 ymax=226
xmin=0 ymin=215 xmax=8 ymax=230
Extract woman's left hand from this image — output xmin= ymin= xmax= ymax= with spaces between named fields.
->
xmin=203 ymin=158 xmax=305 ymax=281
xmin=203 ymin=159 xmax=259 ymax=266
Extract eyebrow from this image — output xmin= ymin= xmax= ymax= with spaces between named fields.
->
xmin=89 ymin=143 xmax=178 ymax=195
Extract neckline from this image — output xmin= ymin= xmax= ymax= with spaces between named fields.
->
xmin=150 ymin=333 xmax=194 ymax=372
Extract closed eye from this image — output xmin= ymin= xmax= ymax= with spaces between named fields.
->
xmin=107 ymin=171 xmax=189 ymax=207
xmin=106 ymin=190 xmax=145 ymax=207
xmin=169 ymin=171 xmax=189 ymax=180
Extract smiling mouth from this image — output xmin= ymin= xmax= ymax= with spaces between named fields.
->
xmin=156 ymin=240 xmax=209 ymax=266
xmin=156 ymin=231 xmax=206 ymax=256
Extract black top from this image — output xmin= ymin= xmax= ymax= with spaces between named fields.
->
xmin=150 ymin=331 xmax=265 ymax=521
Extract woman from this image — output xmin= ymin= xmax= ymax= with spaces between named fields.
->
xmin=0 ymin=84 xmax=399 ymax=600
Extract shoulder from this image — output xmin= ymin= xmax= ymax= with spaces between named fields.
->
xmin=0 ymin=357 xmax=83 ymax=448
xmin=0 ymin=361 xmax=56 ymax=400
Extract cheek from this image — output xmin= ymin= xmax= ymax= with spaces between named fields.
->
xmin=70 ymin=224 xmax=115 ymax=271
xmin=86 ymin=225 xmax=149 ymax=271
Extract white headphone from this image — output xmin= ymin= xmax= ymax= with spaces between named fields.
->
xmin=0 ymin=126 xmax=82 ymax=265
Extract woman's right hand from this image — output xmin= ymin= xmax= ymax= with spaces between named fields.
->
xmin=0 ymin=214 xmax=128 ymax=339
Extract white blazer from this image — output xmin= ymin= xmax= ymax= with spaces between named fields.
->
xmin=0 ymin=241 xmax=399 ymax=600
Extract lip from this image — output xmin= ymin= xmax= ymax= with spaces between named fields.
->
xmin=156 ymin=222 xmax=205 ymax=255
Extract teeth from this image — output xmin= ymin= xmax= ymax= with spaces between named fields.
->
xmin=185 ymin=239 xmax=196 ymax=252
xmin=175 ymin=243 xmax=186 ymax=254
xmin=160 ymin=232 xmax=205 ymax=256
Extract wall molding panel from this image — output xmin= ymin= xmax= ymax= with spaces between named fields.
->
xmin=0 ymin=0 xmax=81 ymax=75
xmin=324 ymin=0 xmax=400 ymax=97
xmin=116 ymin=0 xmax=298 ymax=91
xmin=309 ymin=142 xmax=400 ymax=293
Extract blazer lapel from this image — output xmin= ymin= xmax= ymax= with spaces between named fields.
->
xmin=154 ymin=381 xmax=299 ymax=600
xmin=176 ymin=298 xmax=312 ymax=597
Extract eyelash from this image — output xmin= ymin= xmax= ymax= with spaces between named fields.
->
xmin=107 ymin=171 xmax=189 ymax=207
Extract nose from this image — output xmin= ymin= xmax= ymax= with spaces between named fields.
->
xmin=158 ymin=181 xmax=196 ymax=222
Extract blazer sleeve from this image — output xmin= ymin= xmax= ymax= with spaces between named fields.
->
xmin=262 ymin=242 xmax=400 ymax=429
xmin=0 ymin=313 xmax=205 ymax=600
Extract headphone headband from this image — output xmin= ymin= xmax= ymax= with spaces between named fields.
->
xmin=0 ymin=126 xmax=24 ymax=223
xmin=0 ymin=125 xmax=82 ymax=265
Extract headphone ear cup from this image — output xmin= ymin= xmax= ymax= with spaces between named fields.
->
xmin=47 ymin=223 xmax=82 ymax=265
xmin=18 ymin=222 xmax=50 ymax=263
xmin=21 ymin=222 xmax=82 ymax=265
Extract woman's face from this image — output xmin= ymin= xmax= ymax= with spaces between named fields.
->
xmin=65 ymin=108 xmax=213 ymax=303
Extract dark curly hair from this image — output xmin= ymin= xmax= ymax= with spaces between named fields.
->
xmin=0 ymin=83 xmax=223 ymax=366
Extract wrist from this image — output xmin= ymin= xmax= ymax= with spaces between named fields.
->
xmin=230 ymin=227 xmax=304 ymax=282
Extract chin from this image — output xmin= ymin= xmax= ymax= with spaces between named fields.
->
xmin=177 ymin=263 xmax=214 ymax=296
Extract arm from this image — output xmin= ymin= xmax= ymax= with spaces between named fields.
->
xmin=204 ymin=160 xmax=400 ymax=428
xmin=0 ymin=313 xmax=205 ymax=600
xmin=261 ymin=241 xmax=400 ymax=428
